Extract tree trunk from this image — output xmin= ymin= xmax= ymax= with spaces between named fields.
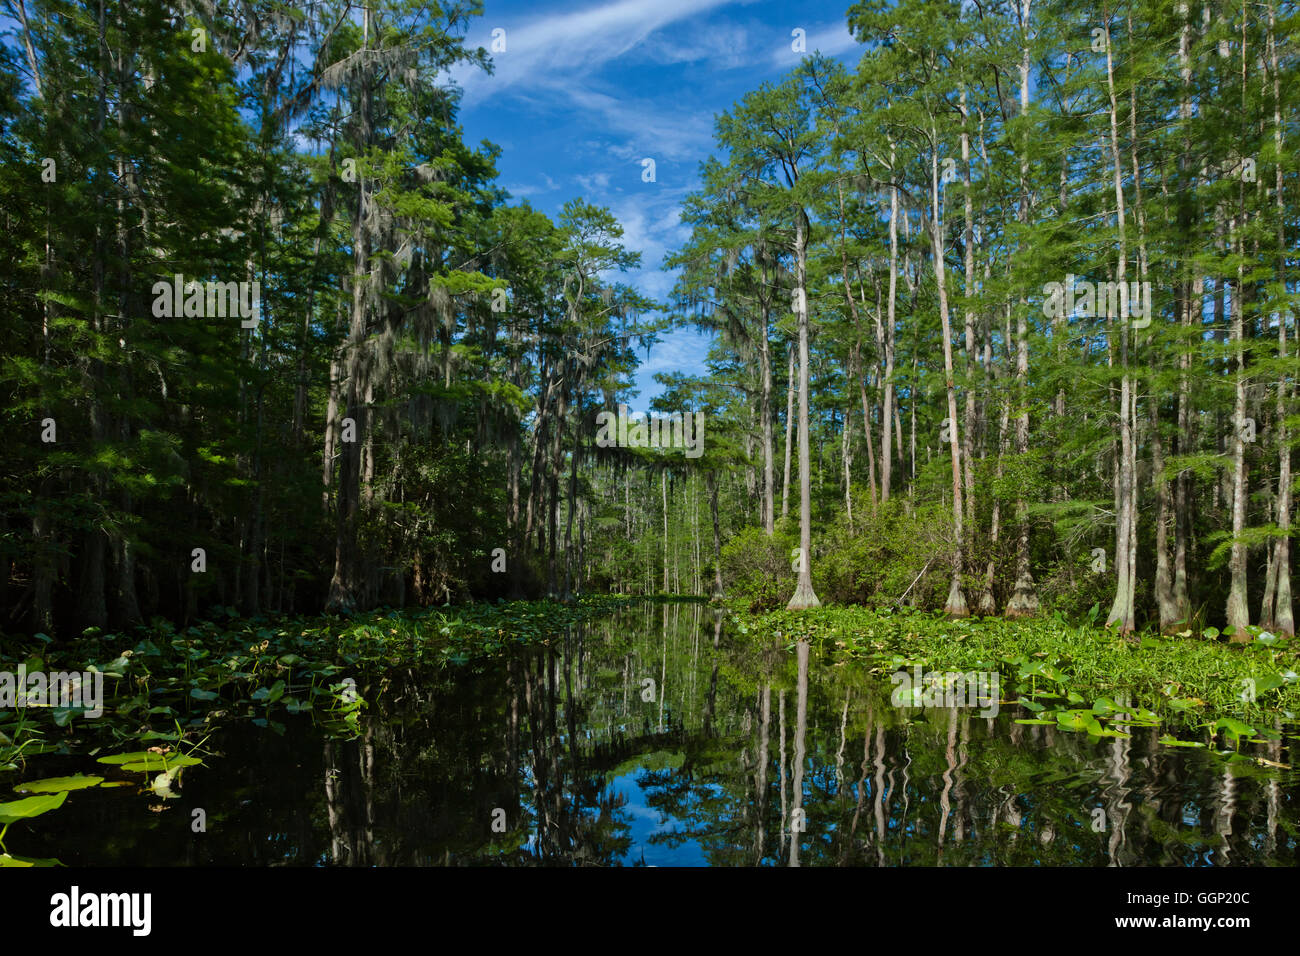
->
xmin=1005 ymin=0 xmax=1039 ymax=618
xmin=326 ymin=9 xmax=374 ymax=612
xmin=1103 ymin=17 xmax=1136 ymax=634
xmin=881 ymin=141 xmax=899 ymax=503
xmin=1225 ymin=215 xmax=1250 ymax=638
xmin=1267 ymin=0 xmax=1294 ymax=636
xmin=781 ymin=341 xmax=795 ymax=520
xmin=788 ymin=208 xmax=821 ymax=610
xmin=929 ymin=129 xmax=968 ymax=618
xmin=707 ymin=470 xmax=724 ymax=599
xmin=759 ymin=264 xmax=776 ymax=535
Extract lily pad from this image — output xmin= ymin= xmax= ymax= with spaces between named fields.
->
xmin=118 ymin=755 xmax=201 ymax=773
xmin=251 ymin=680 xmax=286 ymax=703
xmin=96 ymin=752 xmax=202 ymax=772
xmin=1248 ymin=672 xmax=1285 ymax=693
xmin=0 ymin=791 xmax=68 ymax=823
xmin=14 ymin=775 xmax=103 ymax=794
xmin=0 ymin=852 xmax=62 ymax=867
xmin=1055 ymin=710 xmax=1104 ymax=735
xmin=1214 ymin=717 xmax=1257 ymax=740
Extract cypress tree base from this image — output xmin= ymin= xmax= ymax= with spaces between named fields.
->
xmin=787 ymin=578 xmax=821 ymax=610
xmin=944 ymin=576 xmax=968 ymax=618
xmin=1004 ymin=571 xmax=1039 ymax=618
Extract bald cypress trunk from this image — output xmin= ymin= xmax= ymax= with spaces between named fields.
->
xmin=1103 ymin=17 xmax=1136 ymax=634
xmin=880 ymin=142 xmax=899 ymax=503
xmin=781 ymin=343 xmax=795 ymax=521
xmin=929 ymin=132 xmax=968 ymax=618
xmin=325 ymin=6 xmax=374 ymax=613
xmin=788 ymin=207 xmax=821 ymax=610
xmin=1005 ymin=0 xmax=1039 ymax=618
xmin=1267 ymin=0 xmax=1294 ymax=636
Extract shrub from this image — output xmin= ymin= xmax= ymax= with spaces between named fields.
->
xmin=812 ymin=501 xmax=955 ymax=608
xmin=720 ymin=523 xmax=797 ymax=612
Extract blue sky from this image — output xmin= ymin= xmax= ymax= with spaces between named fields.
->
xmin=448 ymin=0 xmax=861 ymax=403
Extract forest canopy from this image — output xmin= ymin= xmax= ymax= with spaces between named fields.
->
xmin=1 ymin=0 xmax=1296 ymax=641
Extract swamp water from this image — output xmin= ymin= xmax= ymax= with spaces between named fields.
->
xmin=10 ymin=602 xmax=1300 ymax=865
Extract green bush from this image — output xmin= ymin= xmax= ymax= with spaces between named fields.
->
xmin=812 ymin=500 xmax=955 ymax=608
xmin=720 ymin=523 xmax=797 ymax=611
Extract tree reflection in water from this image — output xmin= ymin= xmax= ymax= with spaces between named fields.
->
xmin=13 ymin=601 xmax=1299 ymax=866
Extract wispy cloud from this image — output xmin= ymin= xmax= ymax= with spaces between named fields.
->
xmin=564 ymin=89 xmax=713 ymax=164
xmin=636 ymin=23 xmax=752 ymax=68
xmin=600 ymin=187 xmax=693 ymax=295
xmin=501 ymin=172 xmax=559 ymax=200
xmin=575 ymin=171 xmax=611 ymax=193
xmin=453 ymin=0 xmax=744 ymax=103
xmin=632 ymin=327 xmax=715 ymax=399
xmin=771 ymin=21 xmax=859 ymax=65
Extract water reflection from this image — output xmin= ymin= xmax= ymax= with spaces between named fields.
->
xmin=12 ymin=602 xmax=1300 ymax=865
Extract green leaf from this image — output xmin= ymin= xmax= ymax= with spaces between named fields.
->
xmin=1056 ymin=710 xmax=1104 ymax=735
xmin=1250 ymin=672 xmax=1285 ymax=693
xmin=0 ymin=791 xmax=68 ymax=823
xmin=96 ymin=751 xmax=202 ymax=771
xmin=14 ymin=775 xmax=103 ymax=794
xmin=1214 ymin=717 xmax=1256 ymax=740
xmin=0 ymin=852 xmax=62 ymax=867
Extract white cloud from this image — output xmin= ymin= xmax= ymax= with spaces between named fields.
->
xmin=447 ymin=0 xmax=745 ymax=167
xmin=565 ymin=88 xmax=713 ymax=164
xmin=453 ymin=0 xmax=744 ymax=103
xmin=636 ymin=23 xmax=751 ymax=68
xmin=772 ymin=21 xmax=859 ymax=65
xmin=633 ymin=326 xmax=715 ymax=397
xmin=501 ymin=173 xmax=560 ymax=199
xmin=598 ymin=187 xmax=693 ymax=296
xmin=575 ymin=171 xmax=611 ymax=192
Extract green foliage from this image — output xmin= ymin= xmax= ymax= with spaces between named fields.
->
xmin=812 ymin=501 xmax=954 ymax=607
xmin=735 ymin=604 xmax=1300 ymax=734
xmin=719 ymin=524 xmax=796 ymax=611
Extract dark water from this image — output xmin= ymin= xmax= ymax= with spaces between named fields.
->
xmin=10 ymin=602 xmax=1300 ymax=865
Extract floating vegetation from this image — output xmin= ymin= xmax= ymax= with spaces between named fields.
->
xmin=0 ymin=596 xmax=656 ymax=841
xmin=733 ymin=605 xmax=1300 ymax=754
